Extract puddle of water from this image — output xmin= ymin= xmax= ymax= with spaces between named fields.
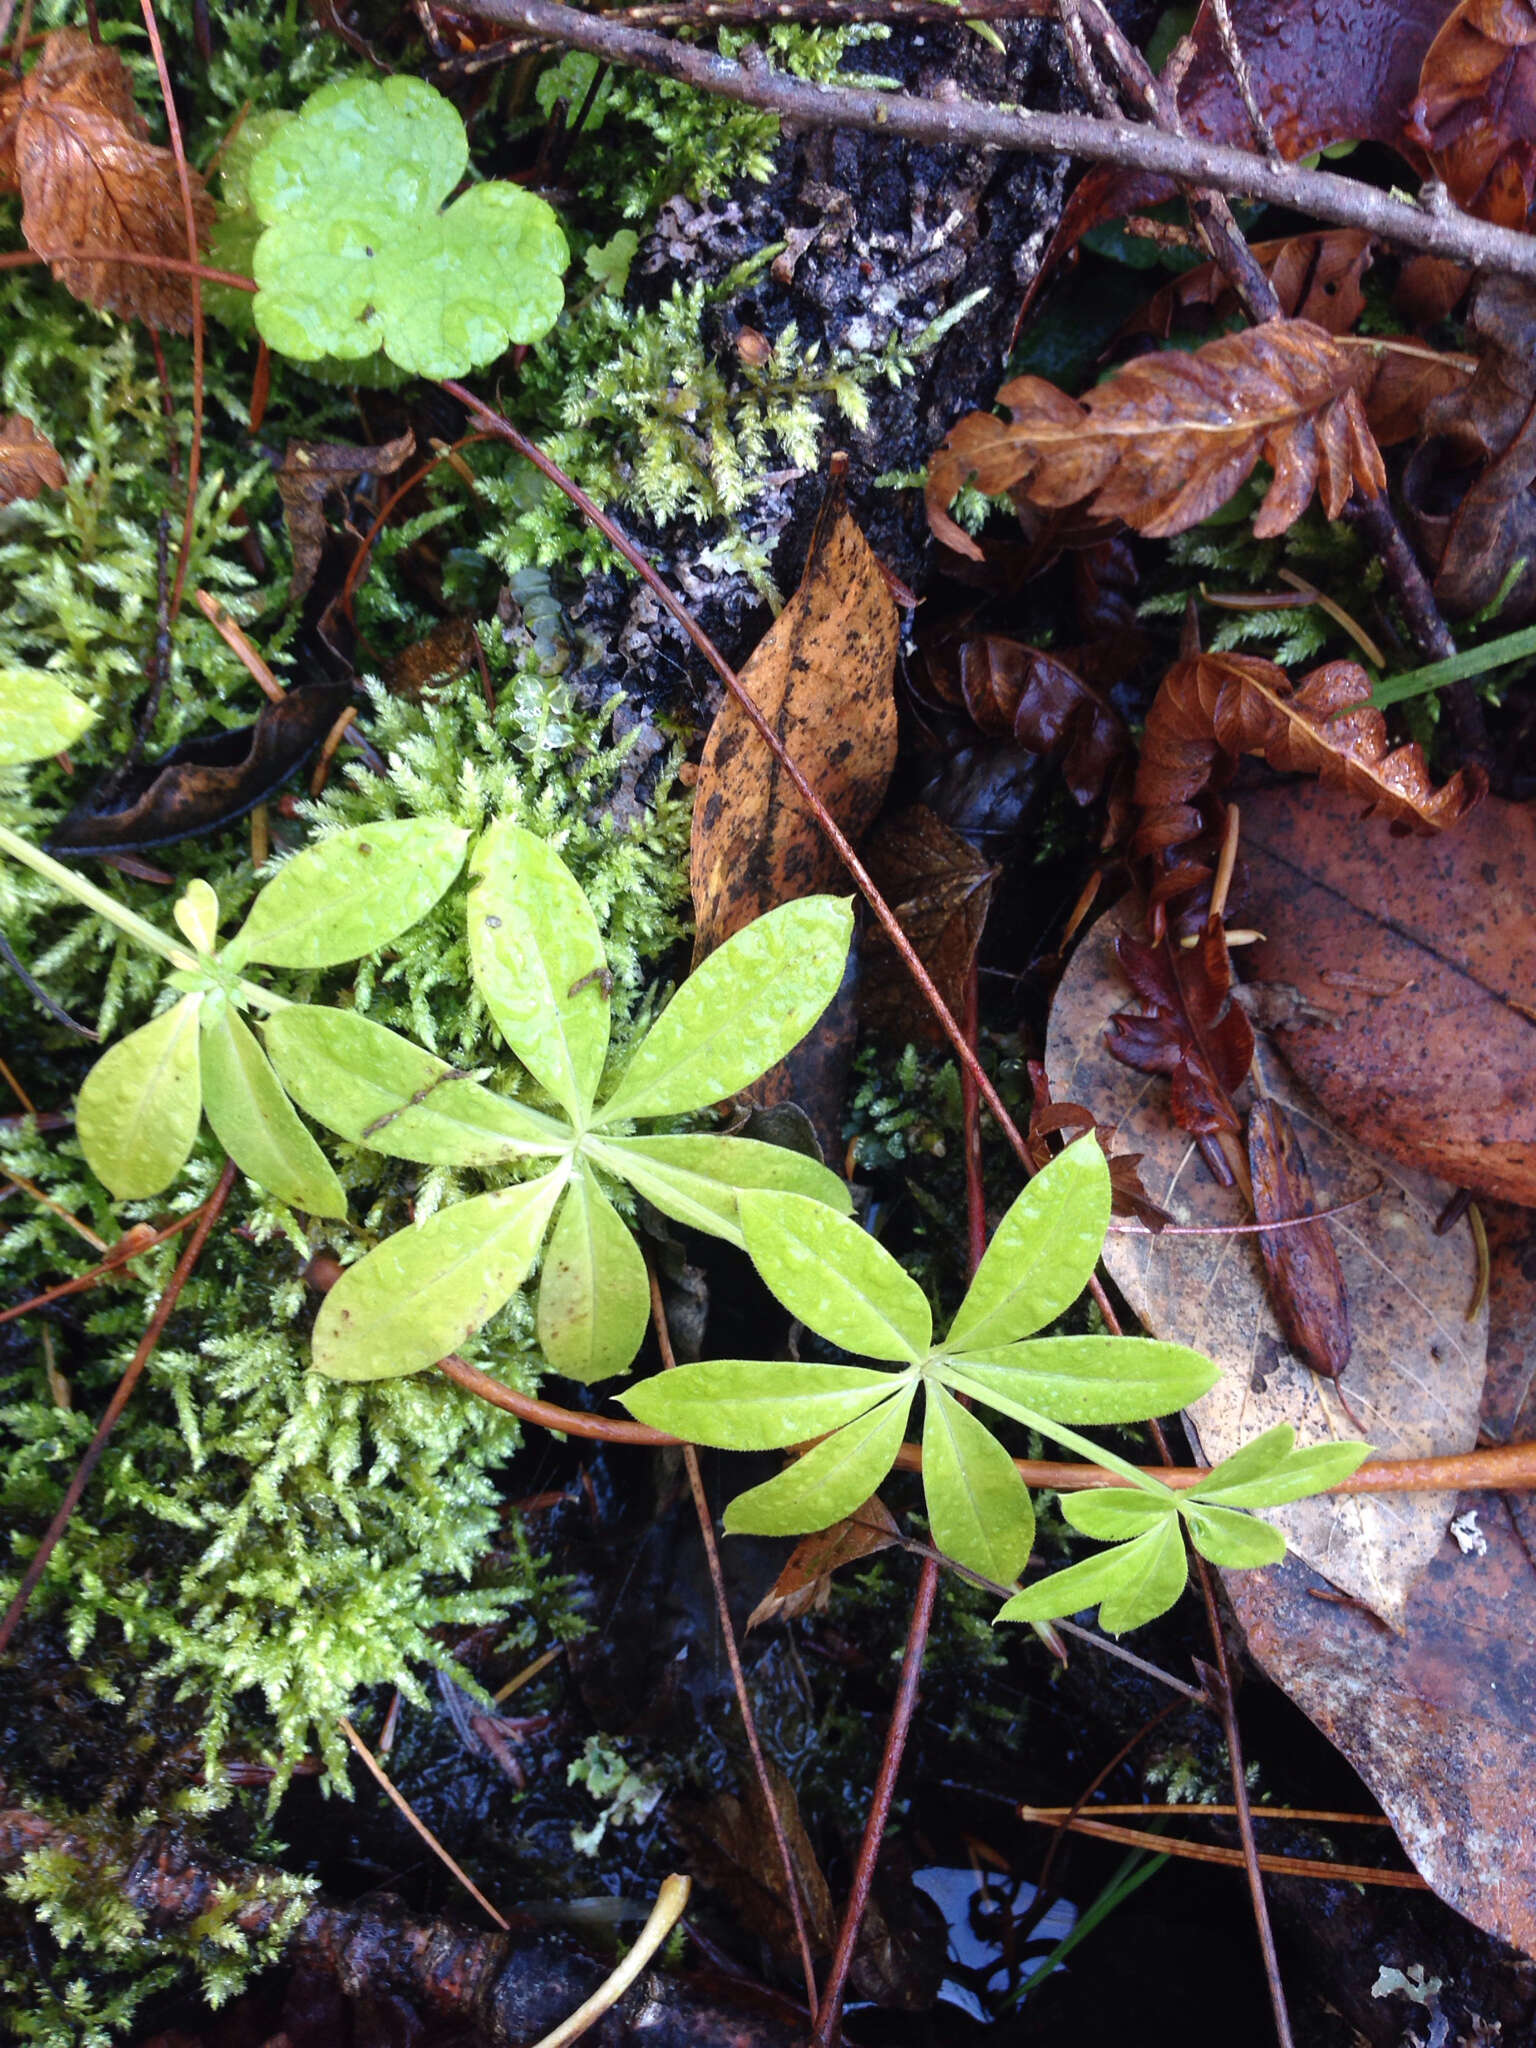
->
xmin=912 ymin=1865 xmax=1077 ymax=2023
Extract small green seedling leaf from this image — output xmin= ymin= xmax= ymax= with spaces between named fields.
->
xmin=739 ymin=1190 xmax=932 ymax=1363
xmin=590 ymin=1133 xmax=851 ymax=1244
xmin=944 ymin=1138 xmax=1111 ymax=1352
xmin=225 ymin=820 xmax=469 ymax=970
xmin=1183 ymin=1502 xmax=1287 ymax=1568
xmin=1059 ymin=1488 xmax=1176 ymax=1542
xmin=922 ymin=1381 xmax=1036 ymax=1586
xmin=172 ymin=879 xmax=220 ymax=956
xmin=200 ymin=1004 xmax=346 ymax=1219
xmin=997 ymin=1518 xmax=1189 ymax=1635
xmin=250 ymin=75 xmax=569 ymax=377
xmin=594 ymin=895 xmax=854 ymax=1124
xmin=1191 ymin=1427 xmax=1373 ymax=1508
xmin=313 ymin=1168 xmax=567 ymax=1380
xmin=264 ymin=1007 xmax=565 ymax=1166
xmin=721 ymin=1385 xmax=916 ymax=1536
xmin=76 ymin=994 xmax=203 ymax=1200
xmin=536 ymin=1163 xmax=649 ymax=1383
xmin=945 ymin=1337 xmax=1218 ymax=1425
xmin=621 ymin=1360 xmax=905 ymax=1450
xmin=0 ymin=668 xmax=96 ymax=766
xmin=468 ymin=821 xmax=610 ymax=1120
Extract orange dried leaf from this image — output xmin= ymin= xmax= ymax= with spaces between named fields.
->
xmin=929 ymin=321 xmax=1386 ymax=556
xmin=0 ymin=413 xmax=65 ymax=503
xmin=1123 ymin=230 xmax=1378 ymax=343
xmin=745 ymin=1498 xmax=901 ymax=1630
xmin=1409 ymin=0 xmax=1536 ymax=226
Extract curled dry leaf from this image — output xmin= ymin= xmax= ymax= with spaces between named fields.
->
xmin=1130 ymin=652 xmax=1487 ymax=886
xmin=920 ymin=634 xmax=1128 ymax=805
xmin=0 ymin=30 xmax=214 ymax=333
xmin=1409 ymin=0 xmax=1536 ymax=226
xmin=1049 ymin=895 xmax=1488 ymax=1632
xmin=745 ymin=1496 xmax=901 ymax=1630
xmin=0 ymin=413 xmax=65 ymax=503
xmin=276 ymin=431 xmax=416 ymax=603
xmin=1248 ymin=1097 xmax=1352 ymax=1382
xmin=1026 ymin=1061 xmax=1172 ymax=1231
xmin=928 ymin=322 xmax=1386 ymax=556
xmin=1123 ymin=230 xmax=1378 ymax=343
xmin=1106 ymin=922 xmax=1255 ymax=1152
xmin=858 ymin=805 xmax=997 ymax=1048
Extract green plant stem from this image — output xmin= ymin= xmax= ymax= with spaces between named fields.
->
xmin=942 ymin=1370 xmax=1181 ymax=1500
xmin=0 ymin=822 xmax=289 ymax=1012
xmin=1372 ymin=621 xmax=1536 ymax=707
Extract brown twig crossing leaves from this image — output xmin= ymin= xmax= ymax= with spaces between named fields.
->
xmin=0 ymin=412 xmax=65 ymax=504
xmin=1410 ymin=0 xmax=1536 ymax=226
xmin=928 ymin=320 xmax=1386 ymax=556
xmin=0 ymin=31 xmax=214 ymax=332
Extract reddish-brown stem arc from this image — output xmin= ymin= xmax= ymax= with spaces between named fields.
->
xmin=0 ymin=1210 xmax=204 ymax=1326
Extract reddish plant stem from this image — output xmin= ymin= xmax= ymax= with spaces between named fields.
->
xmin=138 ymin=0 xmax=202 ymax=630
xmin=0 ymin=1160 xmax=237 ymax=1658
xmin=961 ymin=957 xmax=988 ymax=1275
xmin=647 ymin=1268 xmax=820 ymax=2017
xmin=340 ymin=432 xmax=497 ymax=622
xmin=0 ymin=1210 xmax=203 ymax=1326
xmin=0 ymin=248 xmax=256 ymax=289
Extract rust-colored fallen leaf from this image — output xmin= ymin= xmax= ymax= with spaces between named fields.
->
xmin=1106 ymin=922 xmax=1255 ymax=1150
xmin=277 ymin=431 xmax=416 ymax=603
xmin=745 ymin=1497 xmax=900 ymax=1630
xmin=1048 ymin=894 xmax=1488 ymax=1631
xmin=858 ymin=806 xmax=997 ymax=1048
xmin=928 ymin=322 xmax=1386 ymax=557
xmin=0 ymin=412 xmax=65 ymax=503
xmin=667 ymin=1755 xmax=837 ymax=1965
xmin=1240 ymin=780 xmax=1536 ymax=1207
xmin=920 ymin=635 xmax=1128 ymax=805
xmin=1124 ymin=230 xmax=1378 ymax=343
xmin=1 ymin=30 xmax=214 ymax=333
xmin=1248 ymin=1097 xmax=1352 ymax=1383
xmin=1223 ymin=1203 xmax=1536 ymax=1957
xmin=1131 ymin=652 xmax=1486 ymax=889
xmin=690 ymin=479 xmax=898 ymax=955
xmin=384 ymin=614 xmax=482 ymax=700
xmin=1431 ymin=393 xmax=1536 ymax=616
xmin=1026 ymin=1060 xmax=1172 ymax=1232
xmin=1409 ymin=0 xmax=1536 ymax=225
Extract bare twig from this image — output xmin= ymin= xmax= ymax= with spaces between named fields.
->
xmin=1019 ymin=1807 xmax=1427 ymax=1888
xmin=0 ymin=1210 xmax=202 ymax=1326
xmin=338 ymin=1714 xmax=511 ymax=1931
xmin=1207 ymin=0 xmax=1284 ymax=167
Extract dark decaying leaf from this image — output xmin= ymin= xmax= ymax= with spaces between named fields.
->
xmin=690 ymin=478 xmax=898 ymax=957
xmin=858 ymin=806 xmax=997 ymax=1047
xmin=1248 ymin=1097 xmax=1352 ymax=1381
xmin=383 ymin=614 xmax=481 ymax=699
xmin=745 ymin=1496 xmax=901 ymax=1629
xmin=1430 ymin=394 xmax=1536 ymax=616
xmin=1026 ymin=1060 xmax=1172 ymax=1231
xmin=0 ymin=30 xmax=215 ymax=333
xmin=1106 ymin=923 xmax=1255 ymax=1150
xmin=1422 ymin=273 xmax=1536 ymax=463
xmin=928 ymin=322 xmax=1386 ymax=555
xmin=920 ymin=634 xmax=1128 ymax=805
xmin=0 ymin=412 xmax=66 ymax=503
xmin=277 ymin=431 xmax=416 ymax=602
xmin=49 ymin=683 xmax=353 ymax=854
xmin=1240 ymin=781 xmax=1536 ymax=1207
xmin=667 ymin=1756 xmax=837 ymax=1967
xmin=1123 ymin=230 xmax=1378 ymax=343
xmin=1409 ymin=0 xmax=1536 ymax=225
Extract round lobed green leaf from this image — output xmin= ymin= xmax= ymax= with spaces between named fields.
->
xmin=620 ymin=1359 xmax=906 ymax=1450
xmin=200 ymin=1003 xmax=347 ymax=1219
xmin=76 ymin=994 xmax=203 ymax=1201
xmin=249 ymin=76 xmax=569 ymax=376
xmin=943 ymin=1136 xmax=1111 ymax=1353
xmin=721 ymin=1386 xmax=916 ymax=1537
xmin=738 ymin=1189 xmax=932 ymax=1363
xmin=225 ymin=820 xmax=470 ymax=971
xmin=0 ymin=668 xmax=96 ymax=766
xmin=536 ymin=1164 xmax=650 ymax=1383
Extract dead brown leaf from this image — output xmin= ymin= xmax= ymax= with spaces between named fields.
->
xmin=1240 ymin=780 xmax=1536 ymax=1206
xmin=690 ymin=480 xmax=898 ymax=955
xmin=1048 ymin=894 xmax=1488 ymax=1631
xmin=383 ymin=615 xmax=481 ymax=700
xmin=920 ymin=635 xmax=1129 ymax=805
xmin=1123 ymin=230 xmax=1378 ymax=343
xmin=4 ymin=30 xmax=214 ymax=333
xmin=1248 ymin=1097 xmax=1352 ymax=1382
xmin=1026 ymin=1061 xmax=1173 ymax=1231
xmin=667 ymin=1753 xmax=837 ymax=1962
xmin=276 ymin=432 xmax=416 ymax=603
xmin=0 ymin=412 xmax=65 ymax=503
xmin=1409 ymin=0 xmax=1536 ymax=225
xmin=1106 ymin=921 xmax=1255 ymax=1149
xmin=857 ymin=806 xmax=997 ymax=1048
xmin=745 ymin=1497 xmax=900 ymax=1630
xmin=928 ymin=322 xmax=1386 ymax=557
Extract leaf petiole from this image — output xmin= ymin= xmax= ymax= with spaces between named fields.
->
xmin=941 ymin=1366 xmax=1181 ymax=1501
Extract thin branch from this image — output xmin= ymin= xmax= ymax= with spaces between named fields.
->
xmin=0 ymin=1209 xmax=203 ymax=1326
xmin=1018 ymin=1808 xmax=1427 ymax=1888
xmin=338 ymin=1715 xmax=511 ymax=1930
xmin=457 ymin=0 xmax=1536 ymax=279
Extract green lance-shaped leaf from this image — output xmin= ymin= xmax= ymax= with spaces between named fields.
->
xmin=1059 ymin=1488 xmax=1177 ymax=1542
xmin=0 ymin=667 xmax=96 ymax=766
xmin=739 ymin=1190 xmax=932 ymax=1363
xmin=250 ymin=75 xmax=568 ymax=377
xmin=944 ymin=1336 xmax=1218 ymax=1426
xmin=722 ymin=1384 xmax=917 ymax=1537
xmin=76 ymin=994 xmax=204 ymax=1200
xmin=589 ymin=1133 xmax=851 ymax=1246
xmin=1183 ymin=1502 xmax=1287 ymax=1569
xmin=922 ymin=1382 xmax=1036 ymax=1587
xmin=621 ymin=1359 xmax=906 ymax=1449
xmin=536 ymin=1163 xmax=650 ymax=1383
xmin=943 ymin=1137 xmax=1111 ymax=1353
xmin=223 ymin=821 xmax=470 ymax=971
xmin=1188 ymin=1423 xmax=1373 ymax=1508
xmin=467 ymin=821 xmax=610 ymax=1121
xmin=312 ymin=1168 xmax=567 ymax=1381
xmin=997 ymin=1518 xmax=1189 ymax=1635
xmin=264 ymin=1006 xmax=566 ymax=1167
xmin=199 ymin=1004 xmax=347 ymax=1219
xmin=593 ymin=895 xmax=854 ymax=1125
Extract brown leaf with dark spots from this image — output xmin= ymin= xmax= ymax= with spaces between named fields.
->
xmin=49 ymin=683 xmax=353 ymax=854
xmin=1409 ymin=0 xmax=1536 ymax=225
xmin=746 ymin=1497 xmax=900 ymax=1630
xmin=859 ymin=806 xmax=997 ymax=1047
xmin=925 ymin=636 xmax=1128 ymax=805
xmin=690 ymin=480 xmax=898 ymax=955
xmin=277 ymin=432 xmax=416 ymax=603
xmin=929 ymin=322 xmax=1386 ymax=556
xmin=1240 ymin=780 xmax=1536 ymax=1207
xmin=1248 ymin=1097 xmax=1352 ymax=1381
xmin=1107 ymin=923 xmax=1255 ymax=1147
xmin=383 ymin=614 xmax=481 ymax=700
xmin=0 ymin=412 xmax=65 ymax=503
xmin=1124 ymin=230 xmax=1377 ymax=343
xmin=8 ymin=30 xmax=214 ymax=333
